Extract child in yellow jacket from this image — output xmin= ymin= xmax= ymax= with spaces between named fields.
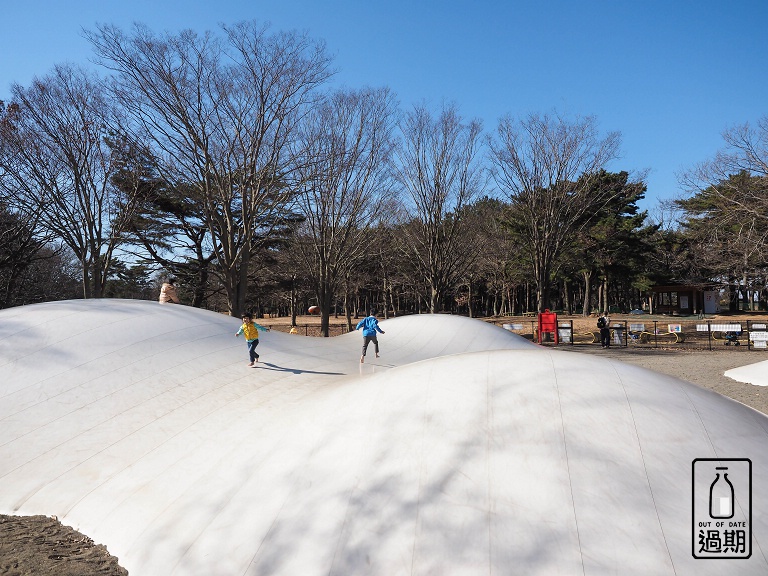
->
xmin=235 ymin=312 xmax=271 ymax=366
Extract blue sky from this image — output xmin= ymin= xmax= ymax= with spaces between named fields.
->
xmin=2 ymin=0 xmax=767 ymax=212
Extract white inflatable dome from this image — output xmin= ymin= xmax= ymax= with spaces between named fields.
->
xmin=1 ymin=299 xmax=766 ymax=574
xmin=726 ymin=359 xmax=768 ymax=387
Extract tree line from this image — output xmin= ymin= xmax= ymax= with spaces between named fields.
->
xmin=1 ymin=21 xmax=766 ymax=334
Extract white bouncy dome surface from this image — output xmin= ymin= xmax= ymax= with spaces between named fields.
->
xmin=726 ymin=360 xmax=768 ymax=387
xmin=1 ymin=299 xmax=767 ymax=575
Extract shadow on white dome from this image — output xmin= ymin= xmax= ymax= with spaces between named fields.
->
xmin=1 ymin=299 xmax=766 ymax=574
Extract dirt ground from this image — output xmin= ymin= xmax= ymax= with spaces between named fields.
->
xmin=3 ymin=312 xmax=766 ymax=575
xmin=0 ymin=515 xmax=127 ymax=576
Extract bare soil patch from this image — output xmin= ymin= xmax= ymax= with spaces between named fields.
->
xmin=0 ymin=515 xmax=127 ymax=576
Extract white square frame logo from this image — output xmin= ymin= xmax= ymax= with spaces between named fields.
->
xmin=692 ymin=458 xmax=752 ymax=559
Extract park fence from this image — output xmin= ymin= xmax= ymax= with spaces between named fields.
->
xmin=265 ymin=323 xmax=351 ymax=337
xmin=263 ymin=317 xmax=768 ymax=352
xmin=496 ymin=319 xmax=768 ymax=352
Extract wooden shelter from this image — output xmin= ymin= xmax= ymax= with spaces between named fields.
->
xmin=650 ymin=284 xmax=720 ymax=315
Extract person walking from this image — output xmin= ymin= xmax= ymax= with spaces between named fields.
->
xmin=235 ymin=312 xmax=271 ymax=366
xmin=158 ymin=277 xmax=180 ymax=304
xmin=597 ymin=312 xmax=611 ymax=348
xmin=356 ymin=309 xmax=385 ymax=363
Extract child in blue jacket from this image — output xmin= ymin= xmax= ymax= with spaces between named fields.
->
xmin=355 ymin=309 xmax=385 ymax=363
xmin=235 ymin=312 xmax=271 ymax=366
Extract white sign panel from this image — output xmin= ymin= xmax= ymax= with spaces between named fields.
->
xmin=696 ymin=324 xmax=741 ymax=332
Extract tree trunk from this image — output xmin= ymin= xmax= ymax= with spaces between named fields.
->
xmin=81 ymin=261 xmax=91 ymax=299
xmin=318 ymin=272 xmax=334 ymax=337
xmin=467 ymin=279 xmax=474 ymax=318
xmin=290 ymin=275 xmax=297 ymax=327
xmin=728 ymin=278 xmax=739 ymax=312
xmin=743 ymin=271 xmax=751 ymax=311
xmin=430 ymin=284 xmax=439 ymax=313
xmin=581 ymin=270 xmax=592 ymax=316
xmin=525 ymin=282 xmax=530 ymax=313
xmin=91 ymin=255 xmax=103 ymax=299
xmin=192 ymin=265 xmax=208 ymax=308
xmin=344 ymin=276 xmax=353 ymax=332
xmin=535 ymin=262 xmax=550 ymax=312
xmin=382 ymin=277 xmax=389 ymax=319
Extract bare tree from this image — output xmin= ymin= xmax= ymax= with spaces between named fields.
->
xmin=290 ymin=87 xmax=397 ymax=336
xmin=680 ymin=116 xmax=768 ymax=221
xmin=86 ymin=21 xmax=333 ymax=316
xmin=393 ymin=103 xmax=485 ymax=313
xmin=679 ymin=119 xmax=768 ymax=311
xmin=108 ymin=138 xmax=221 ymax=308
xmin=463 ymin=197 xmax=529 ymax=316
xmin=676 ymin=171 xmax=768 ymax=311
xmin=0 ymin=65 xmax=134 ymax=298
xmin=488 ymin=112 xmax=621 ymax=312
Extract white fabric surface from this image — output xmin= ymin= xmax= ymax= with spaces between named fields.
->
xmin=726 ymin=359 xmax=768 ymax=386
xmin=1 ymin=299 xmax=766 ymax=575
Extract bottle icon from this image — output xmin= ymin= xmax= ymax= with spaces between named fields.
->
xmin=709 ymin=466 xmax=734 ymax=519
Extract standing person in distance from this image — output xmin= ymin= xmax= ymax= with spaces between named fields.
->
xmin=597 ymin=311 xmax=611 ymax=348
xmin=158 ymin=277 xmax=180 ymax=304
xmin=236 ymin=312 xmax=271 ymax=366
xmin=356 ymin=309 xmax=385 ymax=363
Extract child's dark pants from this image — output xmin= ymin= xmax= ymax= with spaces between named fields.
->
xmin=247 ymin=339 xmax=260 ymax=362
xmin=362 ymin=335 xmax=379 ymax=357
